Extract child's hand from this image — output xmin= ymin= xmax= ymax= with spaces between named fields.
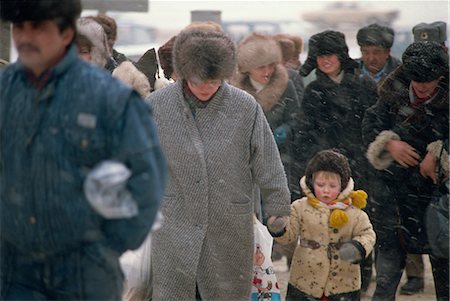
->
xmin=338 ymin=242 xmax=363 ymax=263
xmin=267 ymin=215 xmax=289 ymax=234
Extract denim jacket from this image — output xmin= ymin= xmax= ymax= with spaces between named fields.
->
xmin=0 ymin=44 xmax=167 ymax=256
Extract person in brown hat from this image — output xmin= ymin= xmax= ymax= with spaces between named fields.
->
xmin=363 ymin=41 xmax=449 ymax=301
xmin=272 ymin=148 xmax=375 ymax=301
xmin=356 ymin=23 xmax=401 ymax=83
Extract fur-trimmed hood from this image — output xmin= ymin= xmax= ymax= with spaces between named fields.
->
xmin=77 ymin=17 xmax=110 ymax=68
xmin=230 ymin=64 xmax=288 ymax=112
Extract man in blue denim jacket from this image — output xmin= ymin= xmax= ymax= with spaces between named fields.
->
xmin=0 ymin=1 xmax=167 ymax=300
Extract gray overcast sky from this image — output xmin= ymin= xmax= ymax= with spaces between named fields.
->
xmin=119 ymin=0 xmax=449 ymax=29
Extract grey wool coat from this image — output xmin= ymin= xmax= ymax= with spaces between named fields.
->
xmin=147 ymin=80 xmax=291 ymax=300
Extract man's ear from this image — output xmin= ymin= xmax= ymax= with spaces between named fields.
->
xmin=62 ymin=27 xmax=75 ymax=47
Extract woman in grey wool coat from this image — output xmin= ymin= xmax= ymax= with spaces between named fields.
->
xmin=146 ymin=29 xmax=291 ymax=300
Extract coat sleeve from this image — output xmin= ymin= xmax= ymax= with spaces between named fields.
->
xmin=274 ymin=201 xmax=301 ymax=245
xmin=362 ymin=99 xmax=400 ymax=170
xmin=350 ymin=209 xmax=376 ymax=259
xmin=102 ymin=91 xmax=168 ymax=253
xmin=250 ymin=103 xmax=291 ymax=217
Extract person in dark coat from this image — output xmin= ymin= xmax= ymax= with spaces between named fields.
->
xmin=355 ymin=22 xmax=408 ymax=294
xmin=0 ymin=1 xmax=167 ymax=300
xmin=295 ymin=30 xmax=378 ymax=195
xmin=356 ymin=23 xmax=402 ymax=84
xmin=362 ymin=41 xmax=449 ymax=301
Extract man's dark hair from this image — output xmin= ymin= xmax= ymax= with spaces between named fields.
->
xmin=0 ymin=0 xmax=82 ymax=32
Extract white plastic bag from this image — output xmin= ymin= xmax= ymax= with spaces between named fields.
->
xmin=84 ymin=160 xmax=138 ymax=219
xmin=120 ymin=211 xmax=163 ymax=301
xmin=251 ymin=216 xmax=282 ymax=301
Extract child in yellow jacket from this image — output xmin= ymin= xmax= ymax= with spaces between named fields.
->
xmin=269 ymin=149 xmax=376 ymax=301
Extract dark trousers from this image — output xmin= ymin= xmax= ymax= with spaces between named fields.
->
xmin=1 ymin=243 xmax=123 ymax=300
xmin=286 ymin=283 xmax=360 ymax=301
xmin=372 ymin=242 xmax=449 ymax=301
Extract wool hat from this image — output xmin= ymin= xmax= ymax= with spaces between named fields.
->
xmin=173 ymin=29 xmax=236 ymax=81
xmin=304 ymin=149 xmax=351 ymax=193
xmin=0 ymin=0 xmax=81 ymax=24
xmin=357 ymin=23 xmax=395 ymax=48
xmin=274 ymin=34 xmax=304 ymax=60
xmin=158 ymin=35 xmax=177 ymax=80
xmin=402 ymin=41 xmax=449 ymax=82
xmin=77 ymin=17 xmax=110 ymax=68
xmin=413 ymin=21 xmax=447 ymax=44
xmin=300 ymin=30 xmax=357 ymax=76
xmin=237 ymin=32 xmax=282 ymax=73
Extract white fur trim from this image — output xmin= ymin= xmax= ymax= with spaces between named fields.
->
xmin=366 ymin=130 xmax=400 ymax=170
xmin=427 ymin=140 xmax=449 ymax=177
xmin=154 ymin=77 xmax=173 ymax=90
xmin=112 ymin=61 xmax=151 ymax=97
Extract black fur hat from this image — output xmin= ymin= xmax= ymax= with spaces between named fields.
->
xmin=357 ymin=23 xmax=395 ymax=49
xmin=173 ymin=29 xmax=236 ymax=81
xmin=305 ymin=149 xmax=351 ymax=192
xmin=0 ymin=0 xmax=81 ymax=26
xmin=402 ymin=41 xmax=449 ymax=82
xmin=300 ymin=30 xmax=357 ymax=77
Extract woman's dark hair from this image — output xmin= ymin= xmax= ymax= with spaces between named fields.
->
xmin=0 ymin=0 xmax=82 ymax=32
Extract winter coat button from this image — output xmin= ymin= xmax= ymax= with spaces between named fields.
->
xmin=331 ymin=272 xmax=337 ymax=276
xmin=333 ymin=255 xmax=339 ymax=260
xmin=333 ymin=228 xmax=338 ymax=233
xmin=29 ymin=216 xmax=37 ymax=224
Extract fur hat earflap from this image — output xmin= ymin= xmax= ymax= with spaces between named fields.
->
xmin=300 ymin=30 xmax=357 ymax=76
xmin=112 ymin=61 xmax=151 ymax=98
xmin=77 ymin=17 xmax=110 ymax=68
xmin=402 ymin=41 xmax=449 ymax=82
xmin=304 ymin=149 xmax=351 ymax=193
xmin=237 ymin=32 xmax=282 ymax=73
xmin=173 ymin=29 xmax=236 ymax=81
xmin=357 ymin=23 xmax=395 ymax=49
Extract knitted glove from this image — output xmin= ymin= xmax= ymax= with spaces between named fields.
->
xmin=338 ymin=242 xmax=363 ymax=263
xmin=267 ymin=215 xmax=289 ymax=236
xmin=273 ymin=127 xmax=287 ymax=146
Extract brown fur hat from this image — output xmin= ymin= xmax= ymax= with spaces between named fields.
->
xmin=274 ymin=34 xmax=304 ymax=60
xmin=184 ymin=21 xmax=224 ymax=33
xmin=304 ymin=149 xmax=351 ymax=193
xmin=173 ymin=29 xmax=236 ymax=81
xmin=237 ymin=32 xmax=282 ymax=73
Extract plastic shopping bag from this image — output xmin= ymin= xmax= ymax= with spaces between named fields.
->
xmin=251 ymin=216 xmax=282 ymax=301
xmin=120 ymin=211 xmax=163 ymax=301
